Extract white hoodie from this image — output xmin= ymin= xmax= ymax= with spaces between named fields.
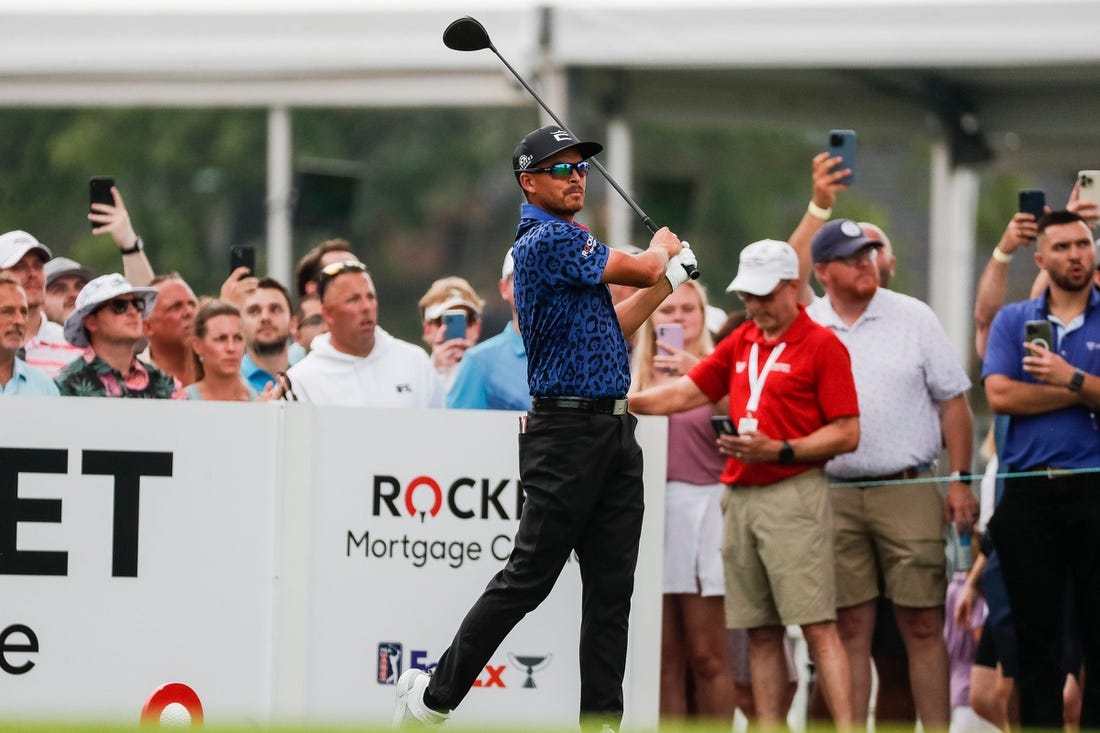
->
xmin=285 ymin=327 xmax=444 ymax=408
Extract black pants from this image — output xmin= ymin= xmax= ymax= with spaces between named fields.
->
xmin=427 ymin=410 xmax=645 ymax=729
xmin=990 ymin=471 xmax=1100 ymax=728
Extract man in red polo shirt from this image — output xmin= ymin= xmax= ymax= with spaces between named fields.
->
xmin=630 ymin=238 xmax=860 ymax=730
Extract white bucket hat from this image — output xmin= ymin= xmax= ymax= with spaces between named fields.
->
xmin=64 ymin=273 xmax=157 ymax=348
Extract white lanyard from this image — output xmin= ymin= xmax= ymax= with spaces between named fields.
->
xmin=745 ymin=342 xmax=786 ymax=415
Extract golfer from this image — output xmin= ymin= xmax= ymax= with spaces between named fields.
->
xmin=394 ymin=125 xmax=696 ymax=731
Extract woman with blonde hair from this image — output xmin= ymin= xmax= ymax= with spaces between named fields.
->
xmin=186 ymin=299 xmax=270 ymax=401
xmin=629 ymin=279 xmax=736 ymax=722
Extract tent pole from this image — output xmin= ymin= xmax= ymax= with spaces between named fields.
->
xmin=266 ymin=106 xmax=293 ymax=288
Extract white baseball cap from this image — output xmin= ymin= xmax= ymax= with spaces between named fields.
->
xmin=0 ymin=230 xmax=52 ymax=269
xmin=726 ymin=239 xmax=799 ymax=296
xmin=44 ymin=256 xmax=93 ymax=287
xmin=64 ymin=273 xmax=157 ymax=348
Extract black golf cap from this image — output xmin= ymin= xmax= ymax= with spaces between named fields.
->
xmin=512 ymin=125 xmax=603 ymax=177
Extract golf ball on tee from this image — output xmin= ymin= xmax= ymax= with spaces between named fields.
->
xmin=159 ymin=702 xmax=192 ymax=726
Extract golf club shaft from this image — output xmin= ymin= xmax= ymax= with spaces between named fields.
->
xmin=492 ymin=48 xmax=658 ymax=234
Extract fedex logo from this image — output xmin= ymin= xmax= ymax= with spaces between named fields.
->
xmin=377 ymin=645 xmax=505 ymax=688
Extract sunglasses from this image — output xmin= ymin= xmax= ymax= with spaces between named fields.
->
xmin=96 ymin=296 xmax=146 ymax=315
xmin=316 ymin=260 xmax=368 ymax=300
xmin=517 ymin=161 xmax=590 ymax=179
xmin=298 ymin=314 xmax=325 ymax=328
xmin=736 ymin=281 xmax=788 ymax=304
xmin=828 ymin=246 xmax=879 ymax=267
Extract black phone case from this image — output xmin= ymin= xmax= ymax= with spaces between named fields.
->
xmin=89 ymin=177 xmax=115 ymax=230
xmin=1018 ymin=189 xmax=1045 ymax=219
xmin=230 ymin=246 xmax=255 ymax=274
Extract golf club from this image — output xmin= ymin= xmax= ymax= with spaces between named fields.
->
xmin=443 ymin=15 xmax=700 ymax=280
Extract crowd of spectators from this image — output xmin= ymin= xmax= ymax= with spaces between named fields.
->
xmin=3 ymin=156 xmax=1098 ymax=733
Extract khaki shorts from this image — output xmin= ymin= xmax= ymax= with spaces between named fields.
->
xmin=830 ymin=476 xmax=946 ymax=608
xmin=720 ymin=469 xmax=836 ymax=628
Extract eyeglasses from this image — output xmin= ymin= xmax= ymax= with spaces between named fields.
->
xmin=828 ymin=246 xmax=879 ymax=267
xmin=96 ymin=296 xmax=146 ymax=315
xmin=298 ymin=314 xmax=325 ymax=328
xmin=736 ymin=281 xmax=788 ymax=304
xmin=517 ymin=161 xmax=590 ymax=179
xmin=316 ymin=260 xmax=368 ymax=300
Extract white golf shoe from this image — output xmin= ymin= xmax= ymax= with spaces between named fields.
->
xmin=393 ymin=669 xmax=449 ymax=728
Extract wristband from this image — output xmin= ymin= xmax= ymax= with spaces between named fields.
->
xmin=119 ymin=236 xmax=144 ymax=255
xmin=807 ymin=201 xmax=832 ymax=221
xmin=990 ymin=247 xmax=1013 ymax=264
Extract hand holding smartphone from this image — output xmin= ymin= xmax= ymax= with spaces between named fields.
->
xmin=1078 ymin=171 xmax=1100 ymax=207
xmin=230 ymin=245 xmax=255 ymax=276
xmin=1025 ymin=319 xmax=1053 ymax=351
xmin=655 ymin=323 xmax=684 ymax=355
xmin=442 ymin=310 xmax=467 ymax=341
xmin=1018 ymin=189 xmax=1046 ymax=220
xmin=88 ymin=176 xmax=115 ymax=230
xmin=828 ymin=129 xmax=856 ymax=186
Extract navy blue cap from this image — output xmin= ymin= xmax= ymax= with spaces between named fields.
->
xmin=811 ymin=219 xmax=883 ymax=264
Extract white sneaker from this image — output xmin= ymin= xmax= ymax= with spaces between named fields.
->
xmin=392 ymin=669 xmax=449 ymax=728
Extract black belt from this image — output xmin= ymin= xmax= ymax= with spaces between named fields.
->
xmin=829 ymin=466 xmax=923 ymax=487
xmin=531 ymin=396 xmax=628 ymax=415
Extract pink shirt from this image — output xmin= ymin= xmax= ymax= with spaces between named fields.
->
xmin=667 ymin=403 xmax=726 ymax=486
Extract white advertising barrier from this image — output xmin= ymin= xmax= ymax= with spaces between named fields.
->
xmin=0 ymin=398 xmax=280 ymax=722
xmin=0 ymin=398 xmax=666 ymax=729
xmin=298 ymin=406 xmax=667 ymax=729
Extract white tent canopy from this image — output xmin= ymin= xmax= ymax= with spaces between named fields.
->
xmin=3 ymin=0 xmax=1099 ymax=357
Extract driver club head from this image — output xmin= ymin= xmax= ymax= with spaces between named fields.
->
xmin=443 ymin=16 xmax=493 ymax=52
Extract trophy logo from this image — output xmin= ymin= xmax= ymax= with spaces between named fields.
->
xmin=507 ymin=652 xmax=553 ymax=688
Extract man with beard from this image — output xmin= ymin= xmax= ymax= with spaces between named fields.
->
xmin=0 ymin=276 xmax=59 ymax=396
xmin=983 ymin=210 xmax=1100 ymax=728
xmin=285 ymin=260 xmax=442 ymax=407
xmin=806 ymin=219 xmax=976 ymax=730
xmin=141 ymin=273 xmax=199 ymax=386
xmin=240 ymin=277 xmax=297 ymax=393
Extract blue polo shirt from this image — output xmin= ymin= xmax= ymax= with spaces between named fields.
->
xmin=241 ymin=348 xmax=303 ymax=394
xmin=512 ymin=203 xmax=629 ymax=399
xmin=0 ymin=357 xmax=60 ymax=396
xmin=446 ymin=322 xmax=530 ymax=411
xmin=982 ymin=287 xmax=1100 ymax=470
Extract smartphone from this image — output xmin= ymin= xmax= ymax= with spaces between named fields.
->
xmin=442 ymin=310 xmax=467 ymax=341
xmin=1018 ymin=189 xmax=1046 ymax=220
xmin=230 ymin=245 xmax=255 ymax=275
xmin=655 ymin=323 xmax=684 ymax=356
xmin=89 ymin=176 xmax=115 ymax=230
xmin=1078 ymin=170 xmax=1100 ymax=207
xmin=828 ymin=129 xmax=856 ymax=186
xmin=1025 ymin=319 xmax=1054 ymax=351
xmin=710 ymin=416 xmax=737 ymax=436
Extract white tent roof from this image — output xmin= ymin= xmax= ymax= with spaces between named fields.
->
xmin=2 ymin=0 xmax=1099 ymax=107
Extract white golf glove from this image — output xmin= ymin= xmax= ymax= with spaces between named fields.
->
xmin=665 ymin=241 xmax=697 ymax=290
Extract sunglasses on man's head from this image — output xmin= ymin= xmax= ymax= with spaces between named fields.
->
xmin=96 ymin=296 xmax=145 ymax=315
xmin=316 ymin=260 xmax=368 ymax=300
xmin=517 ymin=161 xmax=590 ymax=179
